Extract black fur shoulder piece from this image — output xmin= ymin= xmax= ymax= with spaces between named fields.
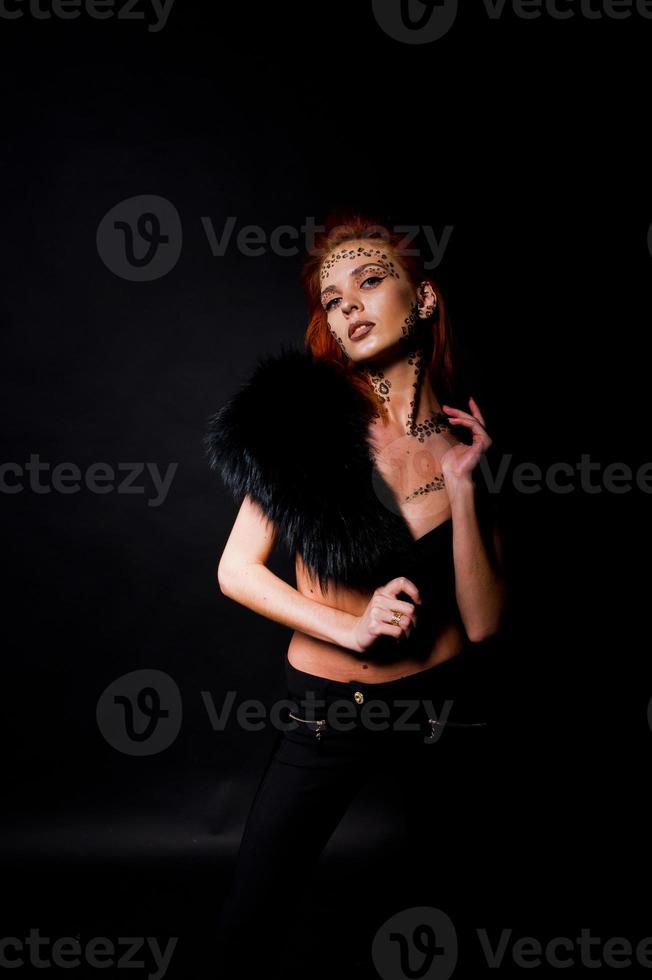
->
xmin=203 ymin=344 xmax=414 ymax=592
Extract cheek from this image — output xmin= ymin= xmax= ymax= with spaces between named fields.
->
xmin=376 ymin=281 xmax=415 ymax=320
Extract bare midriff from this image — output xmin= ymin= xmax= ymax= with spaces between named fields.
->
xmin=286 ymin=550 xmax=467 ymax=684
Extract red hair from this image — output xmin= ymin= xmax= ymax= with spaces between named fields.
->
xmin=300 ymin=207 xmax=458 ymax=424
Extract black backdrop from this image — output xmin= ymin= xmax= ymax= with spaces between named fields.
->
xmin=1 ymin=2 xmax=651 ymax=977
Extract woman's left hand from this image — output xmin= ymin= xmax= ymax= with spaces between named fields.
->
xmin=440 ymin=396 xmax=493 ymax=490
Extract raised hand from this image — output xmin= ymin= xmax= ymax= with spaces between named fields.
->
xmin=440 ymin=396 xmax=493 ymax=489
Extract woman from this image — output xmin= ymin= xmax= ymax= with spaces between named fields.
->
xmin=204 ymin=210 xmax=508 ymax=974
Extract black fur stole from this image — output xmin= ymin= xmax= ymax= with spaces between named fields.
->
xmin=203 ymin=344 xmax=417 ymax=593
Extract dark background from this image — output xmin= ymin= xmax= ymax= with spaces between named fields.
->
xmin=1 ymin=1 xmax=650 ymax=976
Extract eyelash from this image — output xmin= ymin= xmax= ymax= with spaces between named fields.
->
xmin=324 ymin=275 xmax=384 ymax=313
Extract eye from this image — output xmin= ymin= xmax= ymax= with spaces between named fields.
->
xmin=323 ymin=275 xmax=385 ymax=312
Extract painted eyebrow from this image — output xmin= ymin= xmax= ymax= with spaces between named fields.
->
xmin=320 ymin=262 xmax=388 ymax=300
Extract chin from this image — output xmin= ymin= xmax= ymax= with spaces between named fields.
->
xmin=352 ymin=335 xmax=401 ymax=366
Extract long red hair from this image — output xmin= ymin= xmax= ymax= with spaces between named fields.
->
xmin=300 ymin=207 xmax=458 ymax=424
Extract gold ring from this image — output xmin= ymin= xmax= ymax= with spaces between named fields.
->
xmin=389 ymin=609 xmax=403 ymax=627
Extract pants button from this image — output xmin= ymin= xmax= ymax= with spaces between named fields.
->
xmin=354 ymin=691 xmax=364 ymax=704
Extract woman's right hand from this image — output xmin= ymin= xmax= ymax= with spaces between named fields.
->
xmin=347 ymin=577 xmax=422 ymax=654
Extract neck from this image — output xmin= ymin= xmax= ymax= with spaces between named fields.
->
xmin=361 ymin=344 xmax=444 ymax=435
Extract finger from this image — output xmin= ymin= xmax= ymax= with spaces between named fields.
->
xmin=383 ymin=577 xmax=422 ymax=605
xmin=468 ymin=396 xmax=486 ymax=427
xmin=443 ymin=402 xmax=485 ymax=426
xmin=442 ymin=405 xmax=477 ymax=425
xmin=444 ymin=414 xmax=488 ymax=439
xmin=382 ymin=610 xmax=415 ymax=640
xmin=378 ymin=596 xmax=419 ymax=617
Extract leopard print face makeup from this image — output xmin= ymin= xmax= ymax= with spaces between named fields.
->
xmin=320 ymin=247 xmax=402 ymax=362
xmin=401 ymin=300 xmax=420 ymax=340
xmin=320 ymin=247 xmax=440 ymax=439
xmin=328 ymin=325 xmax=350 ymax=360
xmin=319 ymin=245 xmax=400 ymax=286
xmin=322 ymin=245 xmax=401 ymax=352
xmin=320 ymin=256 xmax=399 ymax=323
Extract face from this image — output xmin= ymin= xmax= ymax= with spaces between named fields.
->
xmin=319 ymin=239 xmax=426 ymax=364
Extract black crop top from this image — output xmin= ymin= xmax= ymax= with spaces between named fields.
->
xmin=365 ymin=513 xmax=461 ymax=663
xmin=364 ymin=477 xmax=499 ymax=663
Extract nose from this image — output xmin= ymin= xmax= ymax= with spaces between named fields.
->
xmin=341 ymin=295 xmax=362 ymax=316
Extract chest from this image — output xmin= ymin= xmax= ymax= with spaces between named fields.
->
xmin=365 ymin=419 xmax=462 ymax=540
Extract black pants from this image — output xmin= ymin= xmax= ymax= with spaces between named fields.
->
xmin=214 ymin=645 xmax=496 ymax=975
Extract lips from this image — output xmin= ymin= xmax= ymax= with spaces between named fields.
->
xmin=348 ymin=320 xmax=375 ymax=340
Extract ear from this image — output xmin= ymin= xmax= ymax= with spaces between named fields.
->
xmin=417 ymin=280 xmax=438 ymax=314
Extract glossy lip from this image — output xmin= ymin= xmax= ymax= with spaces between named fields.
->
xmin=348 ymin=320 xmax=375 ymax=340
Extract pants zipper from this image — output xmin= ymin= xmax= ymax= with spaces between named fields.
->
xmin=288 ymin=711 xmax=326 ymax=740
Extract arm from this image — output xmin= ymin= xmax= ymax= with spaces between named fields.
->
xmin=450 ymin=479 xmax=507 ymax=643
xmin=217 ymin=494 xmax=359 ymax=651
xmin=220 ymin=563 xmax=361 ymax=650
